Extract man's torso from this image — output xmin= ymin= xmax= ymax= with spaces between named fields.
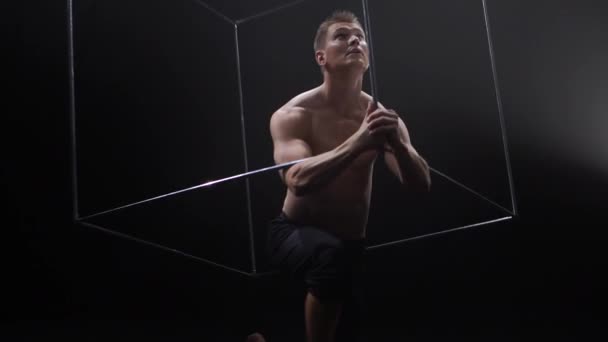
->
xmin=280 ymin=87 xmax=377 ymax=239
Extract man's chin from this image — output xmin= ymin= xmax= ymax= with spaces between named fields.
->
xmin=327 ymin=62 xmax=368 ymax=76
xmin=345 ymin=63 xmax=368 ymax=73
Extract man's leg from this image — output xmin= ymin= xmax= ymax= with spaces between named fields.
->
xmin=267 ymin=214 xmax=355 ymax=342
xmin=305 ymin=291 xmax=343 ymax=342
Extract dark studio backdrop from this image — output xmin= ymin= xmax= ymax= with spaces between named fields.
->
xmin=8 ymin=0 xmax=607 ymax=340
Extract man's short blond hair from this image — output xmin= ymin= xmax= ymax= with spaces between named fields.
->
xmin=313 ymin=10 xmax=362 ymax=52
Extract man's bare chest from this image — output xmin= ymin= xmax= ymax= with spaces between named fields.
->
xmin=308 ymin=113 xmax=378 ymax=170
xmin=309 ymin=116 xmax=362 ymax=154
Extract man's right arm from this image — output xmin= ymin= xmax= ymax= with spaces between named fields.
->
xmin=270 ymin=107 xmax=380 ymax=196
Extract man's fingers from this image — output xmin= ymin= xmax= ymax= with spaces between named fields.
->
xmin=369 ymin=124 xmax=397 ymax=136
xmin=366 ymin=110 xmax=398 ymax=122
xmin=368 ymin=116 xmax=398 ymax=130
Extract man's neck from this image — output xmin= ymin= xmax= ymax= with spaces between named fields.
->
xmin=320 ymin=72 xmax=364 ymax=116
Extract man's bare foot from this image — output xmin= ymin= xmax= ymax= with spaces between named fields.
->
xmin=246 ymin=332 xmax=266 ymax=342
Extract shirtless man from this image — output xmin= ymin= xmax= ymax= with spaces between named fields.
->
xmin=262 ymin=10 xmax=431 ymax=342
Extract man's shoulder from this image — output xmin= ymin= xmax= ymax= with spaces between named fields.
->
xmin=359 ymin=91 xmax=376 ymax=107
xmin=272 ymin=88 xmax=321 ymax=119
xmin=269 ymin=89 xmax=322 ymax=139
xmin=270 ymin=106 xmax=310 ymax=137
xmin=359 ymin=91 xmax=386 ymax=109
xmin=360 ymin=91 xmax=372 ymax=102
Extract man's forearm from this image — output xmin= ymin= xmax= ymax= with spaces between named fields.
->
xmin=389 ymin=139 xmax=431 ymax=192
xmin=285 ymin=137 xmax=362 ymax=196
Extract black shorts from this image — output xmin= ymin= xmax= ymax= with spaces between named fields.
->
xmin=266 ymin=212 xmax=366 ymax=303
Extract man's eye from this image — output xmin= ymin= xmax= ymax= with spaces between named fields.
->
xmin=335 ymin=34 xmax=347 ymax=39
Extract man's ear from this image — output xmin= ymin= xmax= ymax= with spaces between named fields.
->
xmin=315 ymin=50 xmax=326 ymax=66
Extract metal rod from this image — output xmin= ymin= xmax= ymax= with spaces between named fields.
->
xmin=430 ymin=167 xmax=514 ymax=216
xmin=192 ymin=0 xmax=234 ymax=25
xmin=77 ymin=158 xmax=307 ymax=221
xmin=362 ymin=0 xmax=379 ymax=104
xmin=234 ymin=24 xmax=258 ymax=273
xmin=366 ymin=216 xmax=513 ymax=250
xmin=67 ymin=0 xmax=79 ymax=221
xmin=235 ymin=0 xmax=306 ymax=25
xmin=79 ymin=221 xmax=252 ymax=277
xmin=481 ymin=0 xmax=518 ymax=216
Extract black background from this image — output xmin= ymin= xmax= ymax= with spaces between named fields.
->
xmin=8 ymin=0 xmax=607 ymax=340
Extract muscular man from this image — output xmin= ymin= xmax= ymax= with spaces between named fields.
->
xmin=264 ymin=10 xmax=431 ymax=342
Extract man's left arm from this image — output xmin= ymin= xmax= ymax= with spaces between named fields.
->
xmin=383 ymin=117 xmax=431 ymax=192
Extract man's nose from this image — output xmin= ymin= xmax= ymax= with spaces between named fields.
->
xmin=348 ymin=35 xmax=360 ymax=45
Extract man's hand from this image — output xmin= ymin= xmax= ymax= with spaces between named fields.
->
xmin=367 ymin=101 xmax=431 ymax=191
xmin=366 ymin=101 xmax=406 ymax=147
xmin=350 ymin=101 xmax=390 ymax=152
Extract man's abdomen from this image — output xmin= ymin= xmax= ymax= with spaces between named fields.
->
xmin=282 ymin=170 xmax=372 ymax=239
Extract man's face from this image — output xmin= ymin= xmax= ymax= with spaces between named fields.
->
xmin=317 ymin=22 xmax=369 ymax=73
